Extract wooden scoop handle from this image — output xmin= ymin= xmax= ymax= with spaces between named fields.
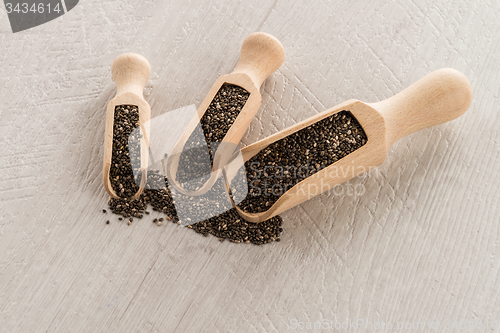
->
xmin=232 ymin=32 xmax=285 ymax=88
xmin=369 ymin=68 xmax=472 ymax=147
xmin=111 ymin=53 xmax=151 ymax=98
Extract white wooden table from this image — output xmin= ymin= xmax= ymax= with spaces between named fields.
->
xmin=1 ymin=1 xmax=499 ymax=332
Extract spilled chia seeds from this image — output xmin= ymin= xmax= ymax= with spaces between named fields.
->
xmin=109 ymin=105 xmax=142 ymax=198
xmin=104 ymin=106 xmax=367 ymax=243
xmin=236 ymin=111 xmax=368 ymax=214
xmin=103 ymin=88 xmax=282 ymax=245
xmin=106 ymin=169 xmax=283 ymax=245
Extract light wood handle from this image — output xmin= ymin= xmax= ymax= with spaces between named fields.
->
xmin=370 ymin=68 xmax=472 ymax=147
xmin=232 ymin=32 xmax=285 ymax=88
xmin=111 ymin=53 xmax=151 ymax=98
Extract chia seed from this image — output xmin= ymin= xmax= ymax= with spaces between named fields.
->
xmin=104 ymin=87 xmax=283 ymax=244
xmin=106 ymin=169 xmax=282 ymax=245
xmin=175 ymin=84 xmax=249 ymax=188
xmin=109 ymin=105 xmax=142 ymax=198
xmin=236 ymin=110 xmax=367 ymax=213
xmin=201 ymin=84 xmax=249 ymax=146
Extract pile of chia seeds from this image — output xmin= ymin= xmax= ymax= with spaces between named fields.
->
xmin=105 ymin=90 xmax=282 ymax=245
xmin=109 ymin=105 xmax=142 ymax=198
xmin=106 ymin=169 xmax=283 ymax=245
xmin=236 ymin=110 xmax=368 ymax=213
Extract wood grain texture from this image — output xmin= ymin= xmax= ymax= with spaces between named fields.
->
xmin=0 ymin=0 xmax=499 ymax=332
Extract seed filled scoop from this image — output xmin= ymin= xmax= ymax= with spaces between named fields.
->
xmin=103 ymin=53 xmax=151 ymax=200
xmin=165 ymin=32 xmax=285 ymax=196
xmin=226 ymin=68 xmax=473 ymax=222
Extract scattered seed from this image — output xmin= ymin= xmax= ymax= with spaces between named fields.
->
xmin=104 ymin=86 xmax=285 ymax=244
xmin=106 ymin=220 xmax=110 ymax=224
xmin=106 ymin=169 xmax=283 ymax=244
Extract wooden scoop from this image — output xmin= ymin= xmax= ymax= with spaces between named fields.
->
xmin=226 ymin=68 xmax=473 ymax=222
xmin=165 ymin=32 xmax=285 ymax=196
xmin=103 ymin=53 xmax=151 ymax=200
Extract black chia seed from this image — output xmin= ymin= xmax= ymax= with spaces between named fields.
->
xmin=236 ymin=110 xmax=368 ymax=213
xmin=175 ymin=84 xmax=249 ymax=188
xmin=106 ymin=169 xmax=282 ymax=245
xmin=109 ymin=105 xmax=142 ymax=198
xmin=201 ymin=84 xmax=250 ymax=145
xmin=104 ymin=88 xmax=282 ymax=244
